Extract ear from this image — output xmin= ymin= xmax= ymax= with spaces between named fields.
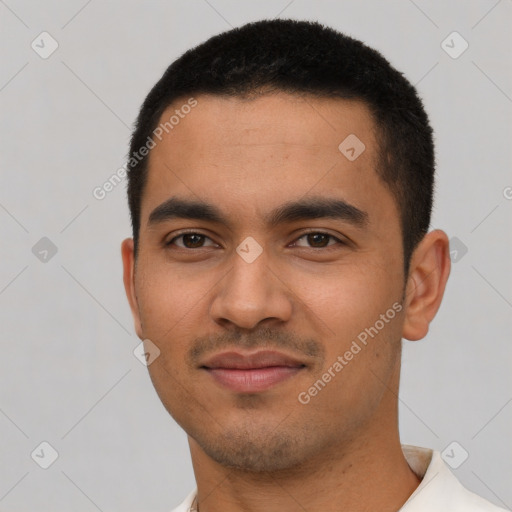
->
xmin=402 ymin=229 xmax=451 ymax=341
xmin=121 ymin=238 xmax=143 ymax=339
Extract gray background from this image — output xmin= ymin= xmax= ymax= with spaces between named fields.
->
xmin=0 ymin=1 xmax=511 ymax=511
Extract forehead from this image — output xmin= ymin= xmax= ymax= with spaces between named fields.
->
xmin=141 ymin=92 xmax=398 ymax=233
xmin=154 ymin=92 xmax=377 ymax=157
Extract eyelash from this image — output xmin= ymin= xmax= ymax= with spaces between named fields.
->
xmin=165 ymin=230 xmax=345 ymax=250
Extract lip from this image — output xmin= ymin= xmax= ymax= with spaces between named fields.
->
xmin=201 ymin=350 xmax=306 ymax=393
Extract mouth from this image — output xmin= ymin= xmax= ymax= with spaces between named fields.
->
xmin=200 ymin=350 xmax=306 ymax=393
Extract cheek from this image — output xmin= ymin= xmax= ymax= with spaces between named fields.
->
xmin=136 ymin=269 xmax=200 ymax=412
xmin=137 ymin=258 xmax=198 ymax=313
xmin=295 ymin=261 xmax=404 ymax=385
xmin=300 ymin=310 xmax=402 ymax=426
xmin=291 ymin=260 xmax=400 ymax=332
xmin=135 ymin=264 xmax=201 ymax=354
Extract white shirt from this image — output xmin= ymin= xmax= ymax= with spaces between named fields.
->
xmin=170 ymin=445 xmax=507 ymax=511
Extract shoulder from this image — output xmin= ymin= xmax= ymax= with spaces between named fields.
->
xmin=447 ymin=482 xmax=507 ymax=511
xmin=443 ymin=471 xmax=507 ymax=512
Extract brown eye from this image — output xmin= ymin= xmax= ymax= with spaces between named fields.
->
xmin=294 ymin=232 xmax=342 ymax=249
xmin=181 ymin=234 xmax=205 ymax=248
xmin=166 ymin=233 xmax=216 ymax=249
xmin=306 ymin=233 xmax=330 ymax=248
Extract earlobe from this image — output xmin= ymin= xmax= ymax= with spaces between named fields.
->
xmin=121 ymin=238 xmax=143 ymax=339
xmin=402 ymin=230 xmax=451 ymax=341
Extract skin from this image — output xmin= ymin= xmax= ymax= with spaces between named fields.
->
xmin=122 ymin=92 xmax=451 ymax=512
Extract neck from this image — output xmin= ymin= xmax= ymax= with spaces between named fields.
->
xmin=190 ymin=440 xmax=419 ymax=512
xmin=189 ymin=420 xmax=419 ymax=510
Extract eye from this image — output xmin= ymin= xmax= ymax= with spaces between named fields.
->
xmin=292 ymin=231 xmax=344 ymax=249
xmin=166 ymin=232 xmax=217 ymax=249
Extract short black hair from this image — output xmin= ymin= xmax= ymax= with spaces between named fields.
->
xmin=127 ymin=19 xmax=435 ymax=276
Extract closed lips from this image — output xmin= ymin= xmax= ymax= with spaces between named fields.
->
xmin=200 ymin=350 xmax=306 ymax=370
xmin=201 ymin=350 xmax=307 ymax=393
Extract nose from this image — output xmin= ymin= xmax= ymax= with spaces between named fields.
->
xmin=209 ymin=245 xmax=293 ymax=331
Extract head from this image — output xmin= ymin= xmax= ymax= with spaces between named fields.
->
xmin=122 ymin=19 xmax=450 ymax=472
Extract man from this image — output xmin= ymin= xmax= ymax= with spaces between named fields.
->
xmin=121 ymin=19 xmax=505 ymax=512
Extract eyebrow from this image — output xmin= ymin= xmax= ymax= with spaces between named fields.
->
xmin=147 ymin=196 xmax=368 ymax=230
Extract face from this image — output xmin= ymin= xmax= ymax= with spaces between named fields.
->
xmin=123 ymin=92 xmax=410 ymax=472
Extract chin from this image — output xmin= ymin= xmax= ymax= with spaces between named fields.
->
xmin=191 ymin=420 xmax=322 ymax=473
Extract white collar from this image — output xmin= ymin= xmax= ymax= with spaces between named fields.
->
xmin=400 ymin=444 xmax=505 ymax=511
